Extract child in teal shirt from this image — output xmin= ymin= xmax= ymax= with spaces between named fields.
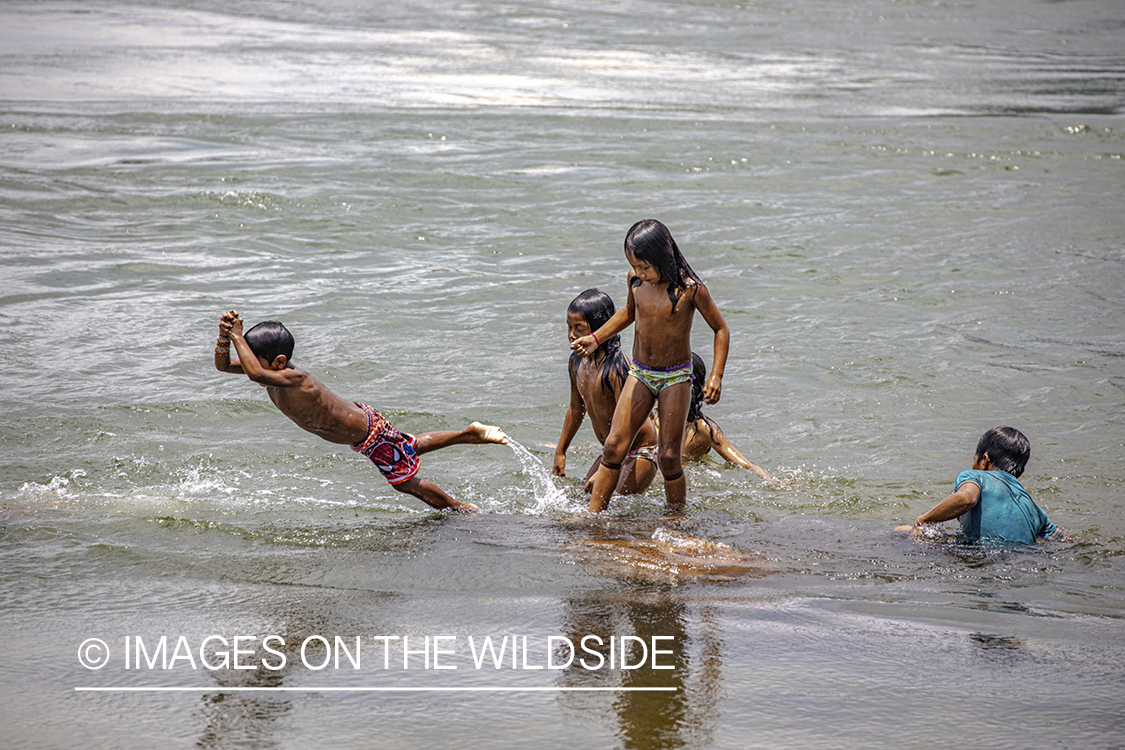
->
xmin=898 ymin=426 xmax=1075 ymax=544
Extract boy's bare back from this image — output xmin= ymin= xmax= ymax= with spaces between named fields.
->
xmin=219 ymin=314 xmax=368 ymax=445
xmin=261 ymin=370 xmax=369 ymax=445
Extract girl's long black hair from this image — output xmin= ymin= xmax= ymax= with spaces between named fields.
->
xmin=567 ymin=288 xmax=629 ymax=394
xmin=688 ymin=352 xmax=719 ymax=441
xmin=625 ymin=219 xmax=702 ymax=313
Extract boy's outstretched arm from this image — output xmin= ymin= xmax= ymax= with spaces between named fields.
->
xmin=214 ymin=310 xmax=245 ymax=374
xmin=1042 ymin=526 xmax=1078 ymax=543
xmin=900 ymin=481 xmax=981 ymax=531
xmin=1039 ymin=515 xmax=1078 ymax=543
xmin=693 ymin=285 xmax=730 ymax=405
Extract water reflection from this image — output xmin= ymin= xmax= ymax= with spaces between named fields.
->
xmin=197 ymin=691 xmax=290 ymax=750
xmin=554 ymin=588 xmax=721 ymax=749
xmin=193 ymin=638 xmax=296 ymax=750
xmin=550 ymin=519 xmax=761 ymax=749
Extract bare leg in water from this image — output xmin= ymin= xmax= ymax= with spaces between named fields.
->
xmin=392 ymin=422 xmax=508 ymax=512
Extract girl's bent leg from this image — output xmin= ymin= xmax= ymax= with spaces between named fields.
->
xmin=588 ymin=377 xmax=655 ymax=512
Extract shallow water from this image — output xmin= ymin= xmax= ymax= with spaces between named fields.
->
xmin=1 ymin=0 xmax=1124 ymax=748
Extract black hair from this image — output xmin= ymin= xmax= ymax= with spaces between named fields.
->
xmin=625 ymin=219 xmax=702 ymax=313
xmin=975 ymin=426 xmax=1031 ymax=478
xmin=687 ymin=352 xmax=707 ymax=422
xmin=243 ymin=321 xmax=294 ymax=365
xmin=567 ymin=289 xmax=628 ymax=394
xmin=687 ymin=352 xmax=720 ymax=442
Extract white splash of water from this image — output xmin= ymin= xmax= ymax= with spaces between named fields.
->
xmin=17 ymin=470 xmax=85 ymax=498
xmin=651 ymin=526 xmax=734 ymax=552
xmin=507 ymin=440 xmax=570 ymax=514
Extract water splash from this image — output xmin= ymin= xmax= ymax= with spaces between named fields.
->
xmin=16 ymin=470 xmax=85 ymax=499
xmin=651 ymin=526 xmax=734 ymax=551
xmin=507 ymin=440 xmax=570 ymax=514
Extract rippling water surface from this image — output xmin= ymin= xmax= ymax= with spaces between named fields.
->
xmin=1 ymin=0 xmax=1123 ymax=748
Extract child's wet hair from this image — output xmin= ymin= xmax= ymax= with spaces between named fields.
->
xmin=625 ymin=219 xmax=701 ymax=312
xmin=567 ymin=288 xmax=627 ymax=394
xmin=688 ymin=353 xmax=707 ymax=422
xmin=244 ymin=321 xmax=294 ymax=365
xmin=687 ymin=352 xmax=720 ymax=441
xmin=976 ymin=426 xmax=1031 ymax=477
xmin=568 ymin=289 xmax=617 ymax=340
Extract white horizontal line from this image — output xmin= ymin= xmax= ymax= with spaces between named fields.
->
xmin=75 ymin=686 xmax=676 ymax=693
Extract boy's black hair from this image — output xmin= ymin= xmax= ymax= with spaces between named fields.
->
xmin=976 ymin=426 xmax=1031 ymax=477
xmin=625 ymin=219 xmax=702 ymax=313
xmin=567 ymin=289 xmax=628 ymax=394
xmin=243 ymin=321 xmax=294 ymax=365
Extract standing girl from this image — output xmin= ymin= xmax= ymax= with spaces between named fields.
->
xmin=571 ymin=220 xmax=730 ymax=512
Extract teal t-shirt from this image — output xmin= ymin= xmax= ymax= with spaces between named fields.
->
xmin=954 ymin=469 xmax=1059 ymax=544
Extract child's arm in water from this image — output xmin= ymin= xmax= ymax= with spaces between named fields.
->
xmin=896 ymin=482 xmax=1079 ymax=542
xmin=894 ymin=482 xmax=980 ymax=532
xmin=554 ymin=362 xmax=586 ymax=477
xmin=692 ymin=284 xmax=730 ymax=405
xmin=1042 ymin=526 xmax=1078 ymax=543
xmin=706 ymin=421 xmax=774 ymax=481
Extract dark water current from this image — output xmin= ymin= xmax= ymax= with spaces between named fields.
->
xmin=1 ymin=0 xmax=1123 ymax=748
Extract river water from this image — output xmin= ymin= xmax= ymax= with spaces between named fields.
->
xmin=1 ymin=1 xmax=1123 ymax=748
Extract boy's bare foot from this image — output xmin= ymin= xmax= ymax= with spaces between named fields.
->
xmin=470 ymin=422 xmax=508 ymax=444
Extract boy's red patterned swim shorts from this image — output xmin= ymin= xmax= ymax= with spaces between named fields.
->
xmin=350 ymin=403 xmax=420 ymax=485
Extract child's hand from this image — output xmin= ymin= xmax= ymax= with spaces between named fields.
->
xmin=703 ymin=373 xmax=722 ymax=404
xmin=570 ymin=335 xmax=597 ymax=357
xmin=552 ymin=454 xmax=566 ymax=477
xmin=230 ymin=316 xmax=244 ymax=337
xmin=219 ymin=310 xmax=237 ymax=335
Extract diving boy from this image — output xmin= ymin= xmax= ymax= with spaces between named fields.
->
xmin=214 ymin=310 xmax=507 ymax=513
xmin=896 ymin=426 xmax=1075 ymax=543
